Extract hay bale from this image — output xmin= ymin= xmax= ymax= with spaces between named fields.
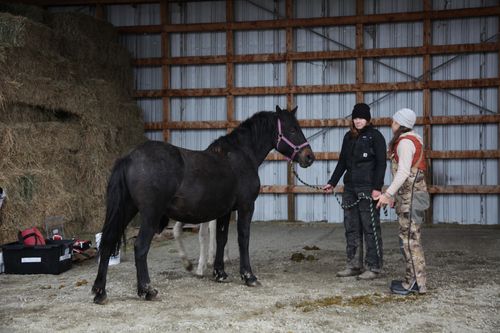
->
xmin=0 ymin=4 xmax=146 ymax=243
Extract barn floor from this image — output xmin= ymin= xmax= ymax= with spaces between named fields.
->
xmin=1 ymin=221 xmax=499 ymax=332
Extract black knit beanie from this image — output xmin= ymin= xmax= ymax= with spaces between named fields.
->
xmin=351 ymin=103 xmax=371 ymax=121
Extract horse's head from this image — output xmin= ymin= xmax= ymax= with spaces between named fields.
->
xmin=275 ymin=105 xmax=315 ymax=168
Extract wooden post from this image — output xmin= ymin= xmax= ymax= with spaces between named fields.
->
xmin=355 ymin=0 xmax=364 ymax=104
xmin=423 ymin=0 xmax=433 ymax=224
xmin=286 ymin=0 xmax=295 ymax=221
xmin=160 ymin=0 xmax=170 ymax=142
xmin=95 ymin=4 xmax=105 ymax=21
xmin=226 ymin=0 xmax=234 ymax=134
xmin=497 ymin=12 xmax=500 ymax=225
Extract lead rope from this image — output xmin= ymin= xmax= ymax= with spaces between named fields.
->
xmin=291 ymin=162 xmax=383 ymax=266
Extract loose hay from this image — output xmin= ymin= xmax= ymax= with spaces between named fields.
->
xmin=0 ymin=4 xmax=146 ymax=243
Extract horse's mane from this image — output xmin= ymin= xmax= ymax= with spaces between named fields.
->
xmin=207 ymin=111 xmax=276 ymax=155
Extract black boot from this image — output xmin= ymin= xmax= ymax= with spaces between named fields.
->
xmin=390 ymin=280 xmax=419 ymax=295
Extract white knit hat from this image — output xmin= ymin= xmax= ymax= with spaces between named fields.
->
xmin=393 ymin=108 xmax=416 ymax=129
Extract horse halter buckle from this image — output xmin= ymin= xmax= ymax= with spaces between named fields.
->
xmin=276 ymin=118 xmax=310 ymax=161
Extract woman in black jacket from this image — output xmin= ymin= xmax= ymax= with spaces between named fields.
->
xmin=323 ymin=103 xmax=387 ymax=280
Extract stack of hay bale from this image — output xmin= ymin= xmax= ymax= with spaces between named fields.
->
xmin=0 ymin=4 xmax=146 ymax=243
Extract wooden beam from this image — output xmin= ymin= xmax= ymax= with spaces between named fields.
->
xmin=111 ymin=6 xmax=500 ymax=33
xmin=132 ymin=43 xmax=500 ymax=67
xmin=428 ymin=185 xmax=500 ymax=194
xmin=133 ymin=78 xmax=500 ymax=98
xmin=259 ymin=185 xmax=500 ymax=194
xmin=427 ymin=150 xmax=500 ymax=159
xmin=144 ymin=114 xmax=500 ymax=131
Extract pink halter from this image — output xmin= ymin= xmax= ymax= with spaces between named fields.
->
xmin=276 ymin=118 xmax=310 ymax=161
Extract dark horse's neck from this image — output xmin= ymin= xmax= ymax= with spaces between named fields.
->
xmin=207 ymin=111 xmax=277 ymax=168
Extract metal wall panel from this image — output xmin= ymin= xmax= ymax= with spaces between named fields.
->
xmin=433 ymin=160 xmax=498 ymax=185
xmin=106 ymin=4 xmax=160 ymax=26
xmin=295 ymin=93 xmax=356 ymax=119
xmin=235 ymin=0 xmax=286 ymax=21
xmin=234 ymin=63 xmax=286 ymax=87
xmin=133 ymin=67 xmax=162 ymax=90
xmin=48 ymin=6 xmax=95 ymax=15
xmin=433 ymin=195 xmax=498 ymax=224
xmin=432 ymin=88 xmax=497 ymax=116
xmin=364 ymin=0 xmax=423 ymax=14
xmin=234 ymin=95 xmax=287 ymax=120
xmin=170 ymin=32 xmax=226 ymax=57
xmin=432 ymin=53 xmax=498 ymax=80
xmin=137 ymin=98 xmax=163 ymax=123
xmin=294 ymin=0 xmax=356 ymax=18
xmin=170 ymin=129 xmax=226 ymax=150
xmin=432 ymin=124 xmax=498 ymax=150
xmin=365 ymin=91 xmax=423 ymax=118
xmin=145 ymin=131 xmax=163 ymax=142
xmin=119 ymin=34 xmax=161 ymax=58
xmin=295 ymin=26 xmax=356 ymax=52
xmin=365 ymin=57 xmax=423 ymax=83
xmin=364 ymin=22 xmax=423 ymax=49
xmin=170 ymin=65 xmax=226 ymax=89
xmin=433 ymin=17 xmax=498 ymax=45
xmin=234 ymin=30 xmax=286 ymax=55
xmin=171 ymin=97 xmax=227 ymax=121
xmin=253 ymin=194 xmax=287 ymax=221
xmin=170 ymin=1 xmax=225 ymax=24
xmin=295 ymin=60 xmax=356 ymax=85
xmin=433 ymin=0 xmax=499 ymax=10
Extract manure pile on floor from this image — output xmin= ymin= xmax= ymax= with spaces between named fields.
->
xmin=0 ymin=4 xmax=146 ymax=243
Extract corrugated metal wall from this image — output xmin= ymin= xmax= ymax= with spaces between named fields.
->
xmin=49 ymin=0 xmax=499 ymax=224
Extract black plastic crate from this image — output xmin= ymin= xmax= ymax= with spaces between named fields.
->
xmin=1 ymin=239 xmax=73 ymax=274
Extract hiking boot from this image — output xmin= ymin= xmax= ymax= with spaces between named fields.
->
xmin=336 ymin=268 xmax=362 ymax=277
xmin=390 ymin=280 xmax=403 ymax=287
xmin=390 ymin=280 xmax=419 ymax=295
xmin=357 ymin=270 xmax=379 ymax=280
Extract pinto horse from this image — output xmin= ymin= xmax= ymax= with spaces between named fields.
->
xmin=92 ymin=106 xmax=315 ymax=304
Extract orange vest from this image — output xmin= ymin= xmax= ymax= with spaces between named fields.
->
xmin=394 ymin=135 xmax=426 ymax=171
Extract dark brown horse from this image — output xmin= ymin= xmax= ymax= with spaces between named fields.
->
xmin=92 ymin=106 xmax=315 ymax=304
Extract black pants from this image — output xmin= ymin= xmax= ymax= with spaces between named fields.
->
xmin=342 ymin=188 xmax=383 ymax=271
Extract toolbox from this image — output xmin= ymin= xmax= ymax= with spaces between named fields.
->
xmin=1 ymin=239 xmax=73 ymax=274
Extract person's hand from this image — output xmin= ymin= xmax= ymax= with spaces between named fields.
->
xmin=322 ymin=184 xmax=334 ymax=193
xmin=376 ymin=192 xmax=394 ymax=209
xmin=371 ymin=190 xmax=381 ymax=201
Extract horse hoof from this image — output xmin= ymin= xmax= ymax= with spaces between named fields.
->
xmin=145 ymin=288 xmax=158 ymax=301
xmin=213 ymin=269 xmax=229 ymax=283
xmin=246 ymin=279 xmax=262 ymax=287
xmin=183 ymin=259 xmax=193 ymax=272
xmin=92 ymin=288 xmax=108 ymax=305
xmin=241 ymin=273 xmax=261 ymax=287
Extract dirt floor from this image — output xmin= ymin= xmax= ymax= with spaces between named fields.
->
xmin=1 ymin=221 xmax=499 ymax=332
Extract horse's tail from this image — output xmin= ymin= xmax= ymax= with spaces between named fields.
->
xmin=99 ymin=156 xmax=134 ymax=257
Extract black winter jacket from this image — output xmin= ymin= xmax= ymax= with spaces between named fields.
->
xmin=328 ymin=125 xmax=387 ymax=191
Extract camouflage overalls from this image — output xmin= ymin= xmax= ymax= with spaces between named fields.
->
xmin=391 ymin=133 xmax=429 ymax=293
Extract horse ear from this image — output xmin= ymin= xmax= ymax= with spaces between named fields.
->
xmin=291 ymin=106 xmax=298 ymax=116
xmin=275 ymin=105 xmax=282 ymax=113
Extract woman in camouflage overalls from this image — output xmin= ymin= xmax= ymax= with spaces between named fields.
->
xmin=377 ymin=108 xmax=430 ymax=295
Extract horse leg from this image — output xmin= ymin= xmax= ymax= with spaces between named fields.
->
xmin=92 ymin=203 xmax=137 ymax=305
xmin=195 ymin=222 xmax=210 ymax=276
xmin=208 ymin=219 xmax=229 ymax=266
xmin=237 ymin=206 xmax=260 ymax=287
xmin=173 ymin=221 xmax=193 ymax=272
xmin=135 ymin=214 xmax=159 ymax=300
xmin=213 ymin=214 xmax=230 ymax=282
